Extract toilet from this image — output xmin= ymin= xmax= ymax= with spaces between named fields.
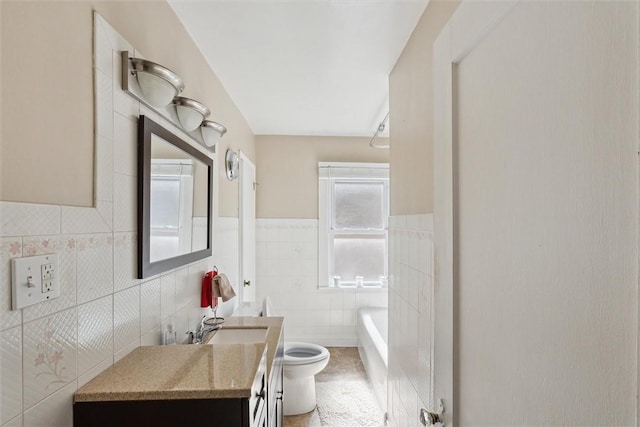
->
xmin=263 ymin=298 xmax=331 ymax=415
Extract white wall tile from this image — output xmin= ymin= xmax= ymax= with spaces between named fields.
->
xmin=0 ymin=327 xmax=22 ymax=424
xmin=140 ymin=278 xmax=161 ymax=334
xmin=61 ymin=206 xmax=111 ymax=235
xmin=141 ymin=326 xmax=163 ymax=346
xmin=160 ymin=272 xmax=176 ymax=321
xmin=23 ymin=308 xmax=77 ymax=409
xmin=114 ymin=113 xmax=137 ymax=176
xmin=175 ymin=267 xmax=191 ymax=311
xmin=114 ymin=87 xmax=140 ymax=121
xmin=23 ymin=380 xmax=76 ymax=427
xmin=0 ymin=238 xmax=22 ymax=330
xmin=94 ymin=15 xmax=113 ymax=74
xmin=0 ymin=202 xmax=60 ymax=237
xmin=113 ymin=232 xmax=139 ymax=292
xmin=76 ymin=234 xmax=113 ymax=305
xmin=388 ymin=215 xmax=434 ymax=426
xmin=113 ymin=286 xmax=140 ymax=353
xmin=95 ymin=69 xmax=114 ymax=140
xmin=96 ymin=201 xmax=114 ymax=231
xmin=113 ymin=173 xmax=136 ymax=232
xmin=1 ymin=415 xmax=22 ymax=427
xmin=96 ymin=136 xmax=114 ymax=203
xmin=77 ymin=295 xmax=113 ymax=376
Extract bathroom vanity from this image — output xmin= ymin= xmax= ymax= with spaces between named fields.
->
xmin=73 ymin=317 xmax=283 ymax=427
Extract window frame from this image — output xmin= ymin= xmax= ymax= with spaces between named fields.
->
xmin=318 ymin=162 xmax=389 ymax=288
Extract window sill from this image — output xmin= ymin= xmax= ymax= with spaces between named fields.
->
xmin=318 ymin=284 xmax=387 ymax=290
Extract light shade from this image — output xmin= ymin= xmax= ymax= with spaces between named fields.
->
xmin=130 ymin=57 xmax=184 ymax=108
xmin=201 ymin=120 xmax=227 ymax=148
xmin=173 ymin=97 xmax=210 ymax=131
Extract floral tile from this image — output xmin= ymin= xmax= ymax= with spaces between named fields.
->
xmin=23 ymin=308 xmax=77 ymax=409
xmin=0 ymin=326 xmax=22 ymax=424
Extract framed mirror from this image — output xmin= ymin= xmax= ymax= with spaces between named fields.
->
xmin=138 ymin=115 xmax=213 ymax=278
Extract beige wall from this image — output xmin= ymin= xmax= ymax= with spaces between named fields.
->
xmin=255 ymin=135 xmax=388 ymax=219
xmin=1 ymin=0 xmax=254 ymax=216
xmin=388 ymin=0 xmax=459 ymax=216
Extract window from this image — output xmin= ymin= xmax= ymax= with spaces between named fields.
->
xmin=318 ymin=162 xmax=389 ymax=288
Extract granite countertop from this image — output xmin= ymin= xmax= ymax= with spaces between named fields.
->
xmin=74 ymin=316 xmax=284 ymax=402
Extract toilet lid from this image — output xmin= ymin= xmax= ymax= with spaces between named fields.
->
xmin=284 ymin=342 xmax=330 ymax=365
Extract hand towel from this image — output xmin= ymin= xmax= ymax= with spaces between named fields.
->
xmin=200 ymin=270 xmax=219 ymax=308
xmin=213 ymin=273 xmax=236 ymax=302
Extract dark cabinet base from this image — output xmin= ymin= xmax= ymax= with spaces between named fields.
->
xmin=74 ymin=398 xmax=249 ymax=427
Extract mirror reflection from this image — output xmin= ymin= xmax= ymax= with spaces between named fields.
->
xmin=150 ymin=135 xmax=208 ymax=262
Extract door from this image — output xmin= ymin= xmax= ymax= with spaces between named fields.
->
xmin=433 ymin=1 xmax=638 ymax=425
xmin=239 ymin=151 xmax=257 ymax=302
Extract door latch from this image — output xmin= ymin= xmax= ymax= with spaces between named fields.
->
xmin=420 ymin=399 xmax=445 ymax=426
xmin=244 ymin=280 xmax=251 ymax=287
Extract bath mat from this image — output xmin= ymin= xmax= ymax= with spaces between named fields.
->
xmin=316 ymin=380 xmax=384 ymax=427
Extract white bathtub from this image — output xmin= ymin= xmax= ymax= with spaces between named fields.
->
xmin=357 ymin=307 xmax=388 ymax=411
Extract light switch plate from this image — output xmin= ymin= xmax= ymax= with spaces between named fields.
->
xmin=11 ymin=253 xmax=60 ymax=310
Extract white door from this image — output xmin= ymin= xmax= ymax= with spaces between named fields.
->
xmin=433 ymin=1 xmax=638 ymax=425
xmin=239 ymin=151 xmax=256 ymax=302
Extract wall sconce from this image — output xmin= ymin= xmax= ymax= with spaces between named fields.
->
xmin=201 ymin=120 xmax=227 ymax=149
xmin=124 ymin=53 xmax=185 ymax=108
xmin=172 ymin=97 xmax=210 ymax=132
xmin=225 ymin=149 xmax=239 ymax=181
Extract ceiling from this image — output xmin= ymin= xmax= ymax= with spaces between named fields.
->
xmin=168 ymin=0 xmax=428 ymax=137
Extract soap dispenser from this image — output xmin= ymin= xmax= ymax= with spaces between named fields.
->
xmin=164 ymin=324 xmax=177 ymax=345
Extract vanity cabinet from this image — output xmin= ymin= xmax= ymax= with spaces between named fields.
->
xmin=73 ymin=317 xmax=284 ymax=427
xmin=267 ymin=330 xmax=284 ymax=427
xmin=74 ymin=344 xmax=267 ymax=427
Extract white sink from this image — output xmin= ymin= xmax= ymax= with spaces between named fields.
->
xmin=207 ymin=327 xmax=268 ymax=345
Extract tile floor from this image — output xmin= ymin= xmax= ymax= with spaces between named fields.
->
xmin=284 ymin=347 xmax=384 ymax=427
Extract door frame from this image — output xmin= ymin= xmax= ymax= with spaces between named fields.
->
xmin=432 ymin=2 xmax=518 ymax=424
xmin=238 ymin=150 xmax=256 ymax=303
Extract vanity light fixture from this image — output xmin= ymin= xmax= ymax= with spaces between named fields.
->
xmin=172 ymin=96 xmax=211 ymax=132
xmin=201 ymin=120 xmax=227 ymax=149
xmin=126 ymin=54 xmax=185 ymax=108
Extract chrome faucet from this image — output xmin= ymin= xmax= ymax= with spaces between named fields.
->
xmin=186 ymin=315 xmax=222 ymax=344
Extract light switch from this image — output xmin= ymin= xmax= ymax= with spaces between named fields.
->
xmin=11 ymin=254 xmax=59 ymax=310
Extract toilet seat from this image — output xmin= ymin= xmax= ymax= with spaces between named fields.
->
xmin=284 ymin=342 xmax=330 ymax=365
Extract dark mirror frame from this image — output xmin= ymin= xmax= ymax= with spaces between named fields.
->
xmin=137 ymin=115 xmax=213 ymax=279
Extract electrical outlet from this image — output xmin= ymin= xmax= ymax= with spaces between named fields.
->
xmin=11 ymin=254 xmax=59 ymax=309
xmin=40 ymin=263 xmax=55 ymax=292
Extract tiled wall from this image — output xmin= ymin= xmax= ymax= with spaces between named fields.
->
xmin=0 ymin=15 xmax=237 ymax=426
xmin=387 ymin=214 xmax=434 ymax=427
xmin=255 ymin=219 xmax=388 ymax=347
